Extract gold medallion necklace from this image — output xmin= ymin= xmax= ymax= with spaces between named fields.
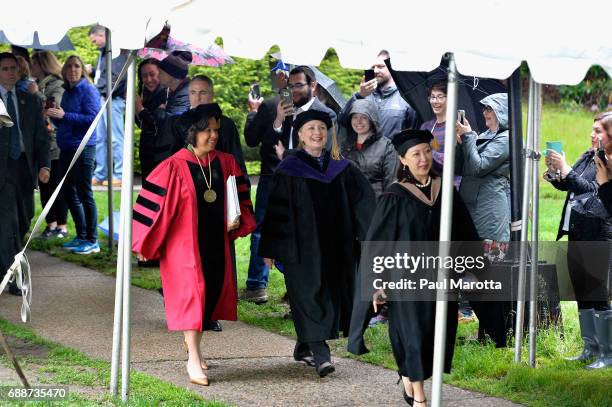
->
xmin=193 ymin=150 xmax=216 ymax=203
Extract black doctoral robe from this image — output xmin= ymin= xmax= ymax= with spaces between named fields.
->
xmin=347 ymin=179 xmax=480 ymax=381
xmin=259 ymin=150 xmax=376 ymax=342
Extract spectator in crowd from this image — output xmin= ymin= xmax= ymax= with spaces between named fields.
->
xmin=339 ymin=50 xmax=419 ymax=141
xmin=547 ymin=111 xmax=612 ymax=369
xmin=15 ymin=56 xmax=34 ymax=93
xmin=156 ymin=50 xmax=192 ymax=116
xmin=29 ymin=51 xmax=68 ymax=240
xmin=88 ymin=24 xmax=127 ymax=187
xmin=339 ymin=99 xmax=397 ymax=198
xmin=242 ymin=61 xmax=290 ymax=304
xmin=187 ymin=75 xmax=247 ymax=176
xmin=455 ymin=93 xmax=510 ymax=343
xmin=419 ymin=80 xmax=462 ymax=188
xmin=135 ymin=58 xmax=167 ymax=179
xmin=456 ymin=93 xmax=510 ymax=243
xmin=142 ymin=75 xmax=248 ymax=180
xmin=260 ymin=110 xmax=375 ymax=378
xmin=132 ymin=106 xmax=256 ymax=386
xmin=48 ymin=55 xmax=101 ymax=255
xmin=338 ymin=98 xmax=397 ymax=327
xmin=348 ymin=129 xmax=479 ymax=407
xmin=266 ymin=65 xmax=337 ymax=161
xmin=0 ymin=52 xmax=50 ymax=295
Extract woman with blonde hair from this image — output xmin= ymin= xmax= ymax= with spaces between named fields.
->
xmin=260 ymin=109 xmax=375 ymax=377
xmin=47 ymin=55 xmax=101 ymax=255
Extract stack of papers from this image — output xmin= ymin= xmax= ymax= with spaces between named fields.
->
xmin=226 ymin=175 xmax=241 ymax=224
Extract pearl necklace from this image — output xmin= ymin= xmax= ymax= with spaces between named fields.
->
xmin=416 ymin=176 xmax=431 ymax=188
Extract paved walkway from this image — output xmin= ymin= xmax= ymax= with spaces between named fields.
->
xmin=0 ymin=251 xmax=522 ymax=406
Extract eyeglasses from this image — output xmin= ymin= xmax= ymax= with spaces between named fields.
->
xmin=429 ymin=95 xmax=447 ymax=102
xmin=483 ymin=105 xmax=494 ymax=112
xmin=287 ymin=83 xmax=308 ymax=90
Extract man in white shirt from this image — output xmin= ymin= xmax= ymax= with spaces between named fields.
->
xmin=266 ymin=66 xmax=336 ymax=160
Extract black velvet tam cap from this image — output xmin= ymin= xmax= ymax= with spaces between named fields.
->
xmin=292 ymin=109 xmax=333 ymax=133
xmin=392 ymin=129 xmax=434 ymax=156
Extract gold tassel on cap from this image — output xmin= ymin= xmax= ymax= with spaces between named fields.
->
xmin=330 ymin=124 xmax=340 ymax=160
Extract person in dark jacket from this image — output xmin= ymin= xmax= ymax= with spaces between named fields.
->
xmin=30 ymin=51 xmax=68 ymax=240
xmin=48 ymin=55 xmax=101 ymax=256
xmin=339 ymin=98 xmax=397 ymax=198
xmin=545 ymin=111 xmax=612 ymax=369
xmin=339 ymin=50 xmax=419 ymax=141
xmin=0 ymin=52 xmax=50 ymax=295
xmin=135 ymin=58 xmax=168 ymax=179
xmin=242 ymin=63 xmax=290 ymax=303
xmin=157 ymin=50 xmax=192 ymax=117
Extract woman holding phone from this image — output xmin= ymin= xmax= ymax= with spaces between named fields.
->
xmin=546 ymin=111 xmax=612 ymax=369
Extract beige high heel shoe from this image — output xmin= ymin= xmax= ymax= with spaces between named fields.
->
xmin=186 ymin=363 xmax=209 ymax=386
xmin=183 ymin=340 xmax=209 ymax=370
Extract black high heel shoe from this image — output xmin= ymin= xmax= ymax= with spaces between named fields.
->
xmin=397 ymin=372 xmax=414 ymax=406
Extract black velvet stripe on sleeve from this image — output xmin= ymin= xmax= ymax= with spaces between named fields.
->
xmin=133 ymin=210 xmax=154 ymax=227
xmin=238 ymin=190 xmax=250 ymax=201
xmin=143 ymin=179 xmax=167 ymax=197
xmin=136 ymin=195 xmax=161 ymax=212
xmin=236 ymin=175 xmax=248 ymax=185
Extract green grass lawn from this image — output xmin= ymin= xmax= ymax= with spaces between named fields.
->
xmin=25 ymin=104 xmax=612 ymax=406
xmin=0 ymin=319 xmax=228 ymax=406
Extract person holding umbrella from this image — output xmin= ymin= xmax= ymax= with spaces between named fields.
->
xmin=260 ymin=109 xmax=375 ymax=377
xmin=135 ymin=58 xmax=168 ymax=179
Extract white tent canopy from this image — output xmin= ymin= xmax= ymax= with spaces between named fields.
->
xmin=148 ymin=0 xmax=612 ymax=85
xmin=3 ymin=0 xmax=612 ymax=403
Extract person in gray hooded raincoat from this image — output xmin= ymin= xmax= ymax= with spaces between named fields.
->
xmin=339 ymin=99 xmax=398 ymax=198
xmin=456 ymin=93 xmax=510 ymax=242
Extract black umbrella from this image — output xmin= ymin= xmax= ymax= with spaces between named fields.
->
xmin=386 ymin=57 xmax=507 ymax=134
xmin=310 ymin=66 xmax=347 ymax=113
xmin=0 ymin=31 xmax=74 ymax=51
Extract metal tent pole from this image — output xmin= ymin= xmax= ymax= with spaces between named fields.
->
xmin=515 ymin=76 xmax=536 ymax=363
xmin=105 ymin=28 xmax=114 ymax=251
xmin=528 ymin=82 xmax=542 ymax=367
xmin=120 ymin=54 xmax=136 ymax=402
xmin=431 ymin=53 xmax=459 ymax=407
xmin=109 ymin=214 xmax=124 ymax=395
xmin=508 ymin=69 xmax=524 ymax=246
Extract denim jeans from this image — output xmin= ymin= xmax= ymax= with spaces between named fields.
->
xmin=246 ymin=175 xmax=272 ymax=290
xmin=94 ymin=96 xmax=125 ymax=181
xmin=61 ymin=146 xmax=98 ymax=242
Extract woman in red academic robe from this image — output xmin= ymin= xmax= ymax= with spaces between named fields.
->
xmin=132 ymin=103 xmax=256 ymax=386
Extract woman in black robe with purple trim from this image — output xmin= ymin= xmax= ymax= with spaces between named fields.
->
xmin=259 ymin=109 xmax=375 ymax=377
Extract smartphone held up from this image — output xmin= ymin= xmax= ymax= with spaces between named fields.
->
xmin=280 ymin=88 xmax=293 ymax=106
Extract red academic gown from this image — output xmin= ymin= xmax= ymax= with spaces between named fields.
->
xmin=132 ymin=148 xmax=256 ymax=331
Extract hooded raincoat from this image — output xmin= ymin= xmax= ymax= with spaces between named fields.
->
xmin=457 ymin=93 xmax=510 ymax=242
xmin=339 ymin=99 xmax=398 ymax=197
